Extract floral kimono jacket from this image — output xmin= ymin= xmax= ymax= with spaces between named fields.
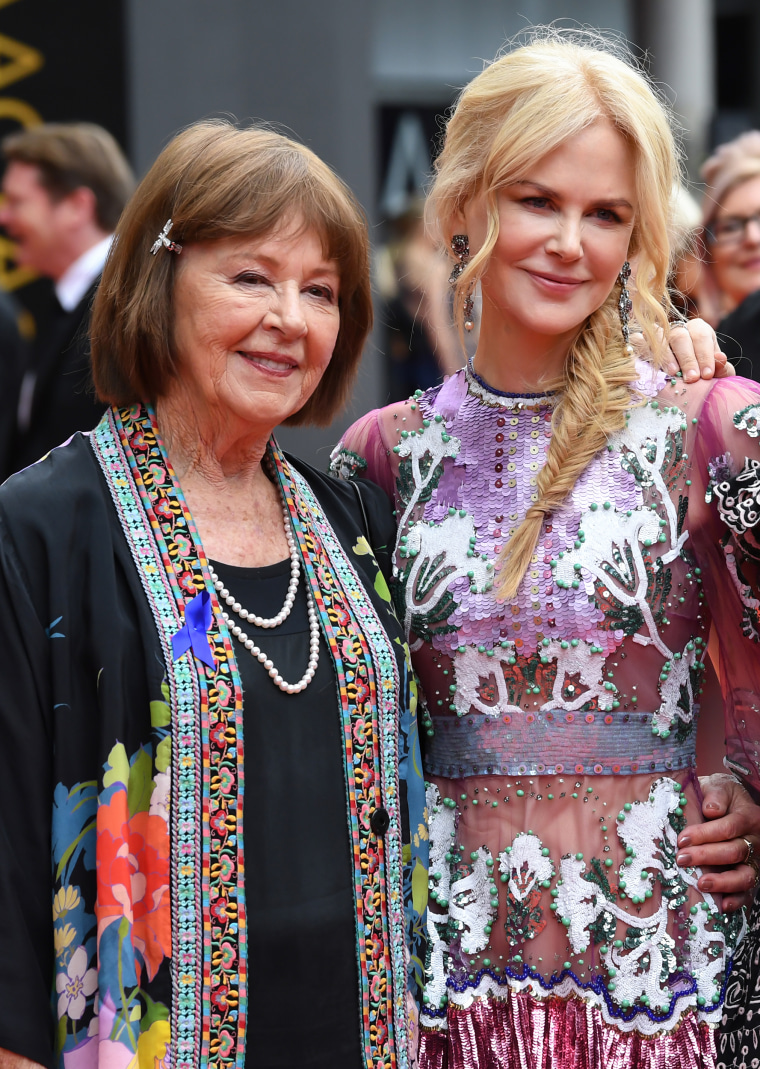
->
xmin=0 ymin=404 xmax=426 ymax=1069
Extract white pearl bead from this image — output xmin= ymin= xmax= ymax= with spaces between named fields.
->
xmin=209 ymin=509 xmax=319 ymax=692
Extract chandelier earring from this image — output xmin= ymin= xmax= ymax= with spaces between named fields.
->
xmin=617 ymin=260 xmax=633 ymax=356
xmin=449 ymin=233 xmax=475 ymax=332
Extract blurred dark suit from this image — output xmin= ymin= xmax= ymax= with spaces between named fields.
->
xmin=717 ymin=291 xmax=760 ymax=382
xmin=0 ymin=289 xmax=27 ymax=480
xmin=6 ymin=279 xmax=106 ymax=477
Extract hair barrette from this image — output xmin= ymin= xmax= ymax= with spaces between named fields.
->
xmin=150 ymin=218 xmax=182 ymax=256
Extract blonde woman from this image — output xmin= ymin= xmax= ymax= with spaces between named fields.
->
xmin=333 ymin=30 xmax=760 ymax=1068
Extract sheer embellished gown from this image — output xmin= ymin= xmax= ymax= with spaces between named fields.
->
xmin=332 ymin=361 xmax=760 ymax=1069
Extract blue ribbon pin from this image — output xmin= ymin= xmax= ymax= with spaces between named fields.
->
xmin=171 ymin=590 xmax=216 ymax=668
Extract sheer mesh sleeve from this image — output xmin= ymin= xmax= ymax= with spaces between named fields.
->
xmin=690 ymin=377 xmax=760 ymax=794
xmin=0 ymin=511 xmax=55 ymax=1064
xmin=330 ymin=405 xmax=401 ymax=499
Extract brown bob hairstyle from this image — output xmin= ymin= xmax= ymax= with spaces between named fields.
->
xmin=90 ymin=120 xmax=373 ymax=427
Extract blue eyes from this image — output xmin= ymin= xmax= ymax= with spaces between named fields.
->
xmin=594 ymin=208 xmax=623 ymax=224
xmin=520 ymin=198 xmax=623 ymax=224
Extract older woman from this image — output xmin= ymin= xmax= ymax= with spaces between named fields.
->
xmin=688 ymin=131 xmax=760 ymax=378
xmin=688 ymin=129 xmax=760 ymax=382
xmin=698 ymin=131 xmax=760 ymax=325
xmin=333 ymin=31 xmax=760 ymax=1068
xmin=0 ymin=123 xmax=424 ymax=1069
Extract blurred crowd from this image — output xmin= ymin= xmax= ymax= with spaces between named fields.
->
xmin=0 ymin=122 xmax=133 ymax=482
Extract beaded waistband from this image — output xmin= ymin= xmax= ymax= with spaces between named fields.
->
xmin=425 ymin=709 xmax=697 ymax=778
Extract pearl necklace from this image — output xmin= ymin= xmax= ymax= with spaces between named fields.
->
xmin=209 ymin=499 xmax=320 ymax=694
xmin=212 ymin=499 xmax=300 ymax=628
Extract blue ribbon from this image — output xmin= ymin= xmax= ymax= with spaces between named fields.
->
xmin=171 ymin=590 xmax=216 ymax=668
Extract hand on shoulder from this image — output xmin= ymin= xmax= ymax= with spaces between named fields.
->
xmin=633 ymin=318 xmax=734 ymax=382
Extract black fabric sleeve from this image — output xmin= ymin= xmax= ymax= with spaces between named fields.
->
xmin=0 ymin=511 xmax=55 ymax=1065
xmin=349 ymin=474 xmax=398 ymax=588
xmin=287 ymin=452 xmax=397 ymax=588
xmin=717 ymin=291 xmax=760 ymax=382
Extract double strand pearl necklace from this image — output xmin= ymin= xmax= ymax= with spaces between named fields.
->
xmin=208 ymin=497 xmax=320 ymax=695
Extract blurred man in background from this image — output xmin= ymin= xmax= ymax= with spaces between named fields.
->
xmin=0 ymin=122 xmax=133 ymax=477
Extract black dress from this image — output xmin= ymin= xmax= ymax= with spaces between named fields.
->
xmin=213 ymin=559 xmax=362 ymax=1067
xmin=717 ymin=290 xmax=760 ymax=382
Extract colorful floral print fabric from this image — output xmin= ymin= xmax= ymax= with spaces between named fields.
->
xmin=53 ymin=735 xmax=172 ymax=1067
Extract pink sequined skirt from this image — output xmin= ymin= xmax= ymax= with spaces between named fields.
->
xmin=418 ymin=990 xmax=716 ymax=1069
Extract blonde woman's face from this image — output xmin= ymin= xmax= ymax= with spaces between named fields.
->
xmin=709 ymin=174 xmax=760 ymax=311
xmin=459 ymin=121 xmax=637 ymax=387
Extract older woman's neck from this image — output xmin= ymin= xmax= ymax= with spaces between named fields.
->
xmin=156 ymin=395 xmax=271 ymax=488
xmin=155 ymin=396 xmax=291 ymax=568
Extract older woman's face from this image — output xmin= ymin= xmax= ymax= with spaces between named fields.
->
xmin=170 ymin=217 xmax=340 ymax=436
xmin=709 ymin=174 xmax=760 ymax=311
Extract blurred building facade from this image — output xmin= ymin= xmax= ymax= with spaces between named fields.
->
xmin=1 ymin=0 xmax=759 ymax=459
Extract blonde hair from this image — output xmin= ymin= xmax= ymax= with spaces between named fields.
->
xmin=426 ymin=28 xmax=680 ymax=599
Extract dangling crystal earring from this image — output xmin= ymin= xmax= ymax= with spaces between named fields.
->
xmin=449 ymin=234 xmax=475 ymax=331
xmin=618 ymin=261 xmax=633 ymax=355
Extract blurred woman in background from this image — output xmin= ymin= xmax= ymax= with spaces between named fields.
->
xmin=696 ymin=131 xmax=760 ymax=377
